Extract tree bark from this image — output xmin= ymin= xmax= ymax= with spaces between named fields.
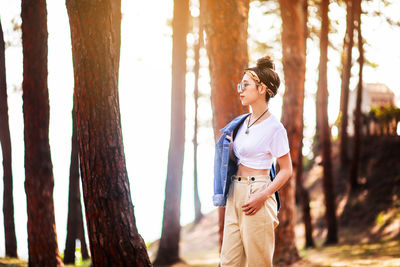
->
xmin=0 ymin=19 xmax=18 ymax=259
xmin=277 ymin=0 xmax=305 ymax=264
xmin=193 ymin=14 xmax=203 ymax=225
xmin=66 ymin=0 xmax=151 ymax=265
xmin=21 ymin=0 xmax=63 ymax=265
xmin=339 ymin=0 xmax=355 ymax=166
xmin=64 ymin=107 xmax=89 ymax=264
xmin=153 ymin=0 xmax=189 ymax=265
xmin=316 ymin=0 xmax=338 ymax=245
xmin=349 ymin=0 xmax=363 ymax=192
xmin=201 ymin=0 xmax=250 ymax=250
xmin=294 ymin=0 xmax=315 ymax=249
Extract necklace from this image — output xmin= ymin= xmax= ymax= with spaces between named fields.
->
xmin=245 ymin=108 xmax=269 ymax=134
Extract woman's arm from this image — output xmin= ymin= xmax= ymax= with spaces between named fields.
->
xmin=263 ymin=152 xmax=293 ymax=197
xmin=242 ymin=152 xmax=293 ymax=215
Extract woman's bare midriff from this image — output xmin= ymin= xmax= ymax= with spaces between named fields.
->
xmin=236 ymin=163 xmax=270 ymax=177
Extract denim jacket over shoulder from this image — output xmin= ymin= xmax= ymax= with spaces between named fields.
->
xmin=213 ymin=113 xmax=281 ymax=213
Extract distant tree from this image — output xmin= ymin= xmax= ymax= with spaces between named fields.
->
xmin=201 ymin=0 xmax=250 ymax=249
xmin=21 ymin=0 xmax=63 ymax=265
xmin=153 ymin=0 xmax=189 ymax=265
xmin=0 ymin=19 xmax=18 ymax=258
xmin=316 ymin=0 xmax=338 ymax=245
xmin=296 ymin=0 xmax=315 ymax=249
xmin=66 ymin=0 xmax=151 ymax=265
xmin=339 ymin=0 xmax=355 ymax=166
xmin=193 ymin=12 xmax=204 ymax=225
xmin=349 ymin=0 xmax=364 ymax=192
xmin=277 ymin=0 xmax=305 ymax=263
xmin=64 ymin=106 xmax=89 ymax=264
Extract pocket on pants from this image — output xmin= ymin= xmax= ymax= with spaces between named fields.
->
xmin=266 ymin=195 xmax=279 ymax=229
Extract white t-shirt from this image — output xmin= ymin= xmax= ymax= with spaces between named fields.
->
xmin=233 ymin=113 xmax=290 ymax=169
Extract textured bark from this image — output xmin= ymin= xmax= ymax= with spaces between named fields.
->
xmin=316 ymin=0 xmax=338 ymax=245
xmin=294 ymin=0 xmax=315 ymax=249
xmin=21 ymin=0 xmax=64 ymax=266
xmin=0 ymin=19 xmax=18 ymax=259
xmin=300 ymin=183 xmax=314 ymax=248
xmin=339 ymin=0 xmax=355 ymax=166
xmin=349 ymin=0 xmax=363 ymax=192
xmin=201 ymin=0 xmax=249 ymax=250
xmin=193 ymin=14 xmax=203 ymax=225
xmin=153 ymin=0 xmax=189 ymax=265
xmin=66 ymin=0 xmax=151 ymax=266
xmin=277 ymin=0 xmax=305 ymax=264
xmin=64 ymin=107 xmax=89 ymax=264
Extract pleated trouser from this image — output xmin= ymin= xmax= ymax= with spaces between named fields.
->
xmin=220 ymin=174 xmax=279 ymax=267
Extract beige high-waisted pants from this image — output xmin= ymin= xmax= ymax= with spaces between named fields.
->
xmin=220 ymin=174 xmax=279 ymax=267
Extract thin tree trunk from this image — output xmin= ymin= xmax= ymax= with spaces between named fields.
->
xmin=154 ymin=0 xmax=189 ymax=265
xmin=349 ymin=0 xmax=363 ymax=192
xmin=21 ymin=0 xmax=63 ymax=265
xmin=66 ymin=0 xmax=151 ymax=265
xmin=201 ymin=0 xmax=249 ymax=250
xmin=294 ymin=0 xmax=315 ymax=249
xmin=193 ymin=14 xmax=203 ymax=225
xmin=0 ymin=19 xmax=18 ymax=259
xmin=339 ymin=0 xmax=355 ymax=166
xmin=64 ymin=107 xmax=89 ymax=264
xmin=316 ymin=0 xmax=338 ymax=245
xmin=277 ymin=0 xmax=305 ymax=264
xmin=295 ymin=0 xmax=308 ymax=206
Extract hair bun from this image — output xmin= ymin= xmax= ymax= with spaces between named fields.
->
xmin=256 ymin=56 xmax=275 ymax=70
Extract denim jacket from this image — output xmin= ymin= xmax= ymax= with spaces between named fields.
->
xmin=213 ymin=113 xmax=281 ymax=213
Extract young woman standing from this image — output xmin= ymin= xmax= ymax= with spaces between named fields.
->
xmin=216 ymin=56 xmax=293 ymax=266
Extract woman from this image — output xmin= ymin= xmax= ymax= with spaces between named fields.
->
xmin=214 ymin=56 xmax=293 ymax=267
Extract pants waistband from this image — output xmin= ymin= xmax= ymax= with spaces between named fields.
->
xmin=231 ymin=174 xmax=271 ymax=182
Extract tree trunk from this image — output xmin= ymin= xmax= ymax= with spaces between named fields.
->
xmin=0 ymin=19 xmax=18 ymax=259
xmin=339 ymin=0 xmax=355 ymax=166
xmin=316 ymin=0 xmax=338 ymax=245
xmin=349 ymin=0 xmax=363 ymax=192
xmin=193 ymin=14 xmax=203 ymax=225
xmin=201 ymin=0 xmax=250 ymax=250
xmin=66 ymin=0 xmax=151 ymax=265
xmin=294 ymin=0 xmax=315 ymax=249
xmin=21 ymin=0 xmax=63 ymax=265
xmin=277 ymin=0 xmax=305 ymax=264
xmin=153 ymin=0 xmax=189 ymax=265
xmin=64 ymin=107 xmax=89 ymax=264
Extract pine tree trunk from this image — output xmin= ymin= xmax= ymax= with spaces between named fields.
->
xmin=153 ymin=0 xmax=189 ymax=265
xmin=316 ymin=0 xmax=338 ymax=245
xmin=339 ymin=0 xmax=355 ymax=166
xmin=294 ymin=0 xmax=315 ymax=249
xmin=64 ymin=107 xmax=89 ymax=264
xmin=21 ymin=0 xmax=63 ymax=265
xmin=201 ymin=0 xmax=249 ymax=250
xmin=0 ymin=19 xmax=18 ymax=259
xmin=277 ymin=0 xmax=305 ymax=264
xmin=349 ymin=0 xmax=363 ymax=192
xmin=66 ymin=1 xmax=151 ymax=265
xmin=193 ymin=14 xmax=203 ymax=225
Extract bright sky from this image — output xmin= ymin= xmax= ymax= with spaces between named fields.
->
xmin=0 ymin=0 xmax=399 ymax=261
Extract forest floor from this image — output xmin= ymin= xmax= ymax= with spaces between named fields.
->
xmin=0 ymin=136 xmax=399 ymax=266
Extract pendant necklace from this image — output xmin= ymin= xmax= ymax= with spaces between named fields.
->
xmin=245 ymin=108 xmax=269 ymax=134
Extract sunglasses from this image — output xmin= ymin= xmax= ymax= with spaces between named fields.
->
xmin=237 ymin=81 xmax=258 ymax=93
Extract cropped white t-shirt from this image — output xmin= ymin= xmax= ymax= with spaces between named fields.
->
xmin=233 ymin=113 xmax=290 ymax=169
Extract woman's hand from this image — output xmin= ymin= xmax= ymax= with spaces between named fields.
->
xmin=242 ymin=191 xmax=270 ymax=215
